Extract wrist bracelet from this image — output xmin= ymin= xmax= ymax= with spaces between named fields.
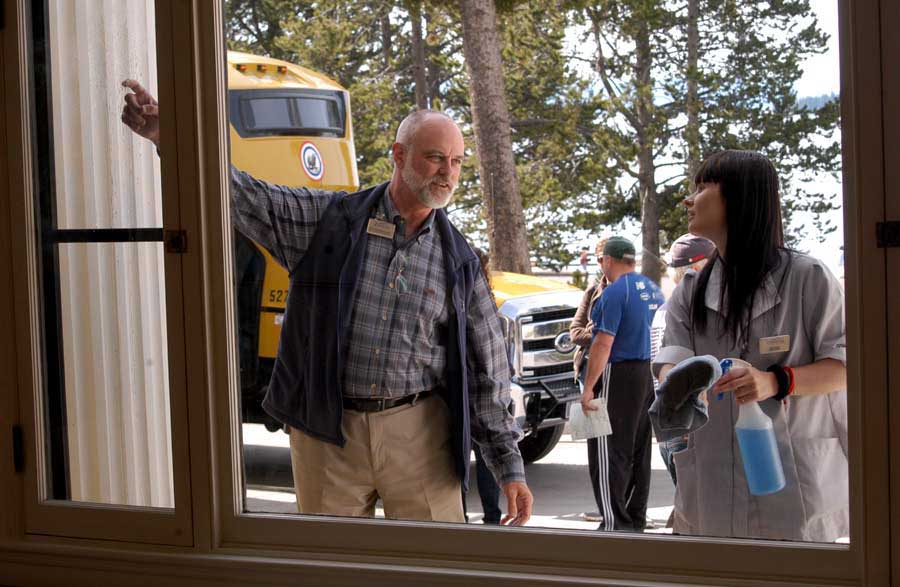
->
xmin=767 ymin=364 xmax=791 ymax=401
xmin=784 ymin=366 xmax=795 ymax=397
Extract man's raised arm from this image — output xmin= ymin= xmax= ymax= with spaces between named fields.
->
xmin=119 ymin=78 xmax=340 ymax=273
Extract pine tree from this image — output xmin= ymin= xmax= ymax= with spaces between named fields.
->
xmin=225 ymin=0 xmax=312 ymax=61
xmin=576 ymin=0 xmax=839 ymax=280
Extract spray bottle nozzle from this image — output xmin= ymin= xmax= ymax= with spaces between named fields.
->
xmin=716 ymin=359 xmax=733 ymax=400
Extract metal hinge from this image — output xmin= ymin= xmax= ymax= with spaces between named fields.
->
xmin=164 ymin=229 xmax=188 ymax=254
xmin=876 ymin=221 xmax=900 ymax=248
xmin=12 ymin=424 xmax=23 ymax=473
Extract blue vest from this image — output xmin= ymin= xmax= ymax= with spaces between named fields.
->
xmin=261 ymin=182 xmax=481 ymax=488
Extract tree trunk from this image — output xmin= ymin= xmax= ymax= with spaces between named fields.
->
xmin=425 ymin=10 xmax=442 ymax=106
xmin=458 ymin=0 xmax=531 ymax=273
xmin=409 ymin=3 xmax=428 ymax=109
xmin=685 ymin=0 xmax=701 ymax=179
xmin=635 ymin=20 xmax=662 ymax=284
xmin=380 ymin=11 xmax=393 ymax=71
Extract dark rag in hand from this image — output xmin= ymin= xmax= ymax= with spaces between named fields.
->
xmin=649 ymin=355 xmax=722 ymax=442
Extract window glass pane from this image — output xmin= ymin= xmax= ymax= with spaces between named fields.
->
xmin=244 ymin=98 xmax=293 ymax=130
xmin=225 ymin=0 xmax=848 ymax=545
xmin=47 ymin=0 xmax=161 ymax=230
xmin=295 ymin=97 xmax=339 ymax=129
xmin=52 ymin=242 xmax=173 ymax=507
xmin=33 ymin=0 xmax=174 ymax=508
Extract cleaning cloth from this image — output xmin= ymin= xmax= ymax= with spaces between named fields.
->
xmin=649 ymin=355 xmax=722 ymax=442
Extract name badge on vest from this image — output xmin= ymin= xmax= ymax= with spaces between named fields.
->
xmin=759 ymin=335 xmax=790 ymax=354
xmin=366 ymin=218 xmax=396 ymax=239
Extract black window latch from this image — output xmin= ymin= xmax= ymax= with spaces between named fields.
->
xmin=876 ymin=221 xmax=900 ymax=248
xmin=13 ymin=424 xmax=23 ymax=473
xmin=164 ymin=229 xmax=188 ymax=254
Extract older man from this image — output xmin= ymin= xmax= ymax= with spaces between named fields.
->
xmin=120 ymin=80 xmax=532 ymax=525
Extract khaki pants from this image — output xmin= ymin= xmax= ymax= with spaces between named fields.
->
xmin=289 ymin=395 xmax=465 ymax=522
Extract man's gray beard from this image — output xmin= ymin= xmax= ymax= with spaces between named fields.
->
xmin=402 ymin=165 xmax=454 ymax=209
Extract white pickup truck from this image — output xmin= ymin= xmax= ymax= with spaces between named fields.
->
xmin=490 ymin=272 xmax=584 ymax=463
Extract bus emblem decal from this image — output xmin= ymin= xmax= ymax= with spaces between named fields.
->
xmin=300 ymin=142 xmax=325 ymax=181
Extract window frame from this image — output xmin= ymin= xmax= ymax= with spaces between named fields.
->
xmin=0 ymin=0 xmax=894 ymax=584
xmin=5 ymin=0 xmax=195 ymax=546
xmin=195 ymin=0 xmax=888 ymax=584
xmin=882 ymin=0 xmax=900 ymax=580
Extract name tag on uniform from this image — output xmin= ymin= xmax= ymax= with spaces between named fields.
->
xmin=759 ymin=335 xmax=790 ymax=354
xmin=366 ymin=218 xmax=396 ymax=239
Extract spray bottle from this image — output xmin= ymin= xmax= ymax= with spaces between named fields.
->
xmin=720 ymin=358 xmax=786 ymax=496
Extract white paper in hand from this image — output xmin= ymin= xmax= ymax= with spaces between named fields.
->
xmin=569 ymin=398 xmax=613 ymax=440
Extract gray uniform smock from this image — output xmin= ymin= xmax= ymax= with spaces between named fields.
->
xmin=652 ymin=252 xmax=847 ymax=542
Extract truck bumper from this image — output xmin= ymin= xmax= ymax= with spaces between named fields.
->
xmin=511 ymin=376 xmax=581 ymax=433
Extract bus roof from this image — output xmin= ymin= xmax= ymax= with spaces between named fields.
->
xmin=226 ymin=50 xmax=346 ymax=92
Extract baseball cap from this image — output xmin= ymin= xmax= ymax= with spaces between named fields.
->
xmin=669 ymin=234 xmax=715 ymax=268
xmin=602 ymin=236 xmax=636 ymax=260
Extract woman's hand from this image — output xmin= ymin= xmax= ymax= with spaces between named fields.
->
xmin=712 ymin=366 xmax=778 ymax=404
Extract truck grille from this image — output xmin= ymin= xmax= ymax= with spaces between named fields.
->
xmin=518 ymin=307 xmax=577 ymax=378
xmin=527 ymin=364 xmax=574 ymax=378
xmin=529 ymin=308 xmax=577 ymax=322
xmin=523 ymin=339 xmax=555 ymax=351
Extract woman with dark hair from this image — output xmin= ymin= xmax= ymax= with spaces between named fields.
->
xmin=652 ymin=150 xmax=847 ymax=542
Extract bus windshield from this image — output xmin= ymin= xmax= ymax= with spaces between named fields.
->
xmin=229 ymin=89 xmax=346 ymax=138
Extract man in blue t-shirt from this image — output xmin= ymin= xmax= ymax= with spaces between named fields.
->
xmin=581 ymin=236 xmax=664 ymax=531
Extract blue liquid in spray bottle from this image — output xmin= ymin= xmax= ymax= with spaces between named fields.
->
xmin=720 ymin=359 xmax=786 ymax=496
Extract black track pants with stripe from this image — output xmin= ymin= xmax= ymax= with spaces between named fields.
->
xmin=586 ymin=359 xmax=653 ymax=531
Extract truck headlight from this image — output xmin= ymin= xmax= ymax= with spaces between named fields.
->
xmin=508 ymin=382 xmax=527 ymax=424
xmin=499 ymin=314 xmax=516 ymax=365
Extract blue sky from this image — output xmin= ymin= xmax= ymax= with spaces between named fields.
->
xmin=796 ymin=0 xmax=840 ymax=98
xmin=794 ymin=0 xmax=843 ymax=276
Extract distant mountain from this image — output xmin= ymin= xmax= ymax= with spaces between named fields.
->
xmin=797 ymin=93 xmax=839 ymax=110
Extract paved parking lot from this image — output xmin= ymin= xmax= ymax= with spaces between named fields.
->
xmin=242 ymin=425 xmax=676 ymax=532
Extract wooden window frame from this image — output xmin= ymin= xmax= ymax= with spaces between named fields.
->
xmin=0 ymin=0 xmax=896 ymax=584
xmin=1 ymin=0 xmax=196 ymax=546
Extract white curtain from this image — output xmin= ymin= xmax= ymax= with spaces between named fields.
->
xmin=49 ymin=0 xmax=172 ymax=507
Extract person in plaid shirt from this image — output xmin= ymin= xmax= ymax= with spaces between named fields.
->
xmin=121 ymin=80 xmax=532 ymax=525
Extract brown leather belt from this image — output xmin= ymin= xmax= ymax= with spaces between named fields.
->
xmin=342 ymin=389 xmax=434 ymax=413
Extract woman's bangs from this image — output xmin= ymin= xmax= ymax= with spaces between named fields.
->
xmin=693 ymin=152 xmax=728 ymax=186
